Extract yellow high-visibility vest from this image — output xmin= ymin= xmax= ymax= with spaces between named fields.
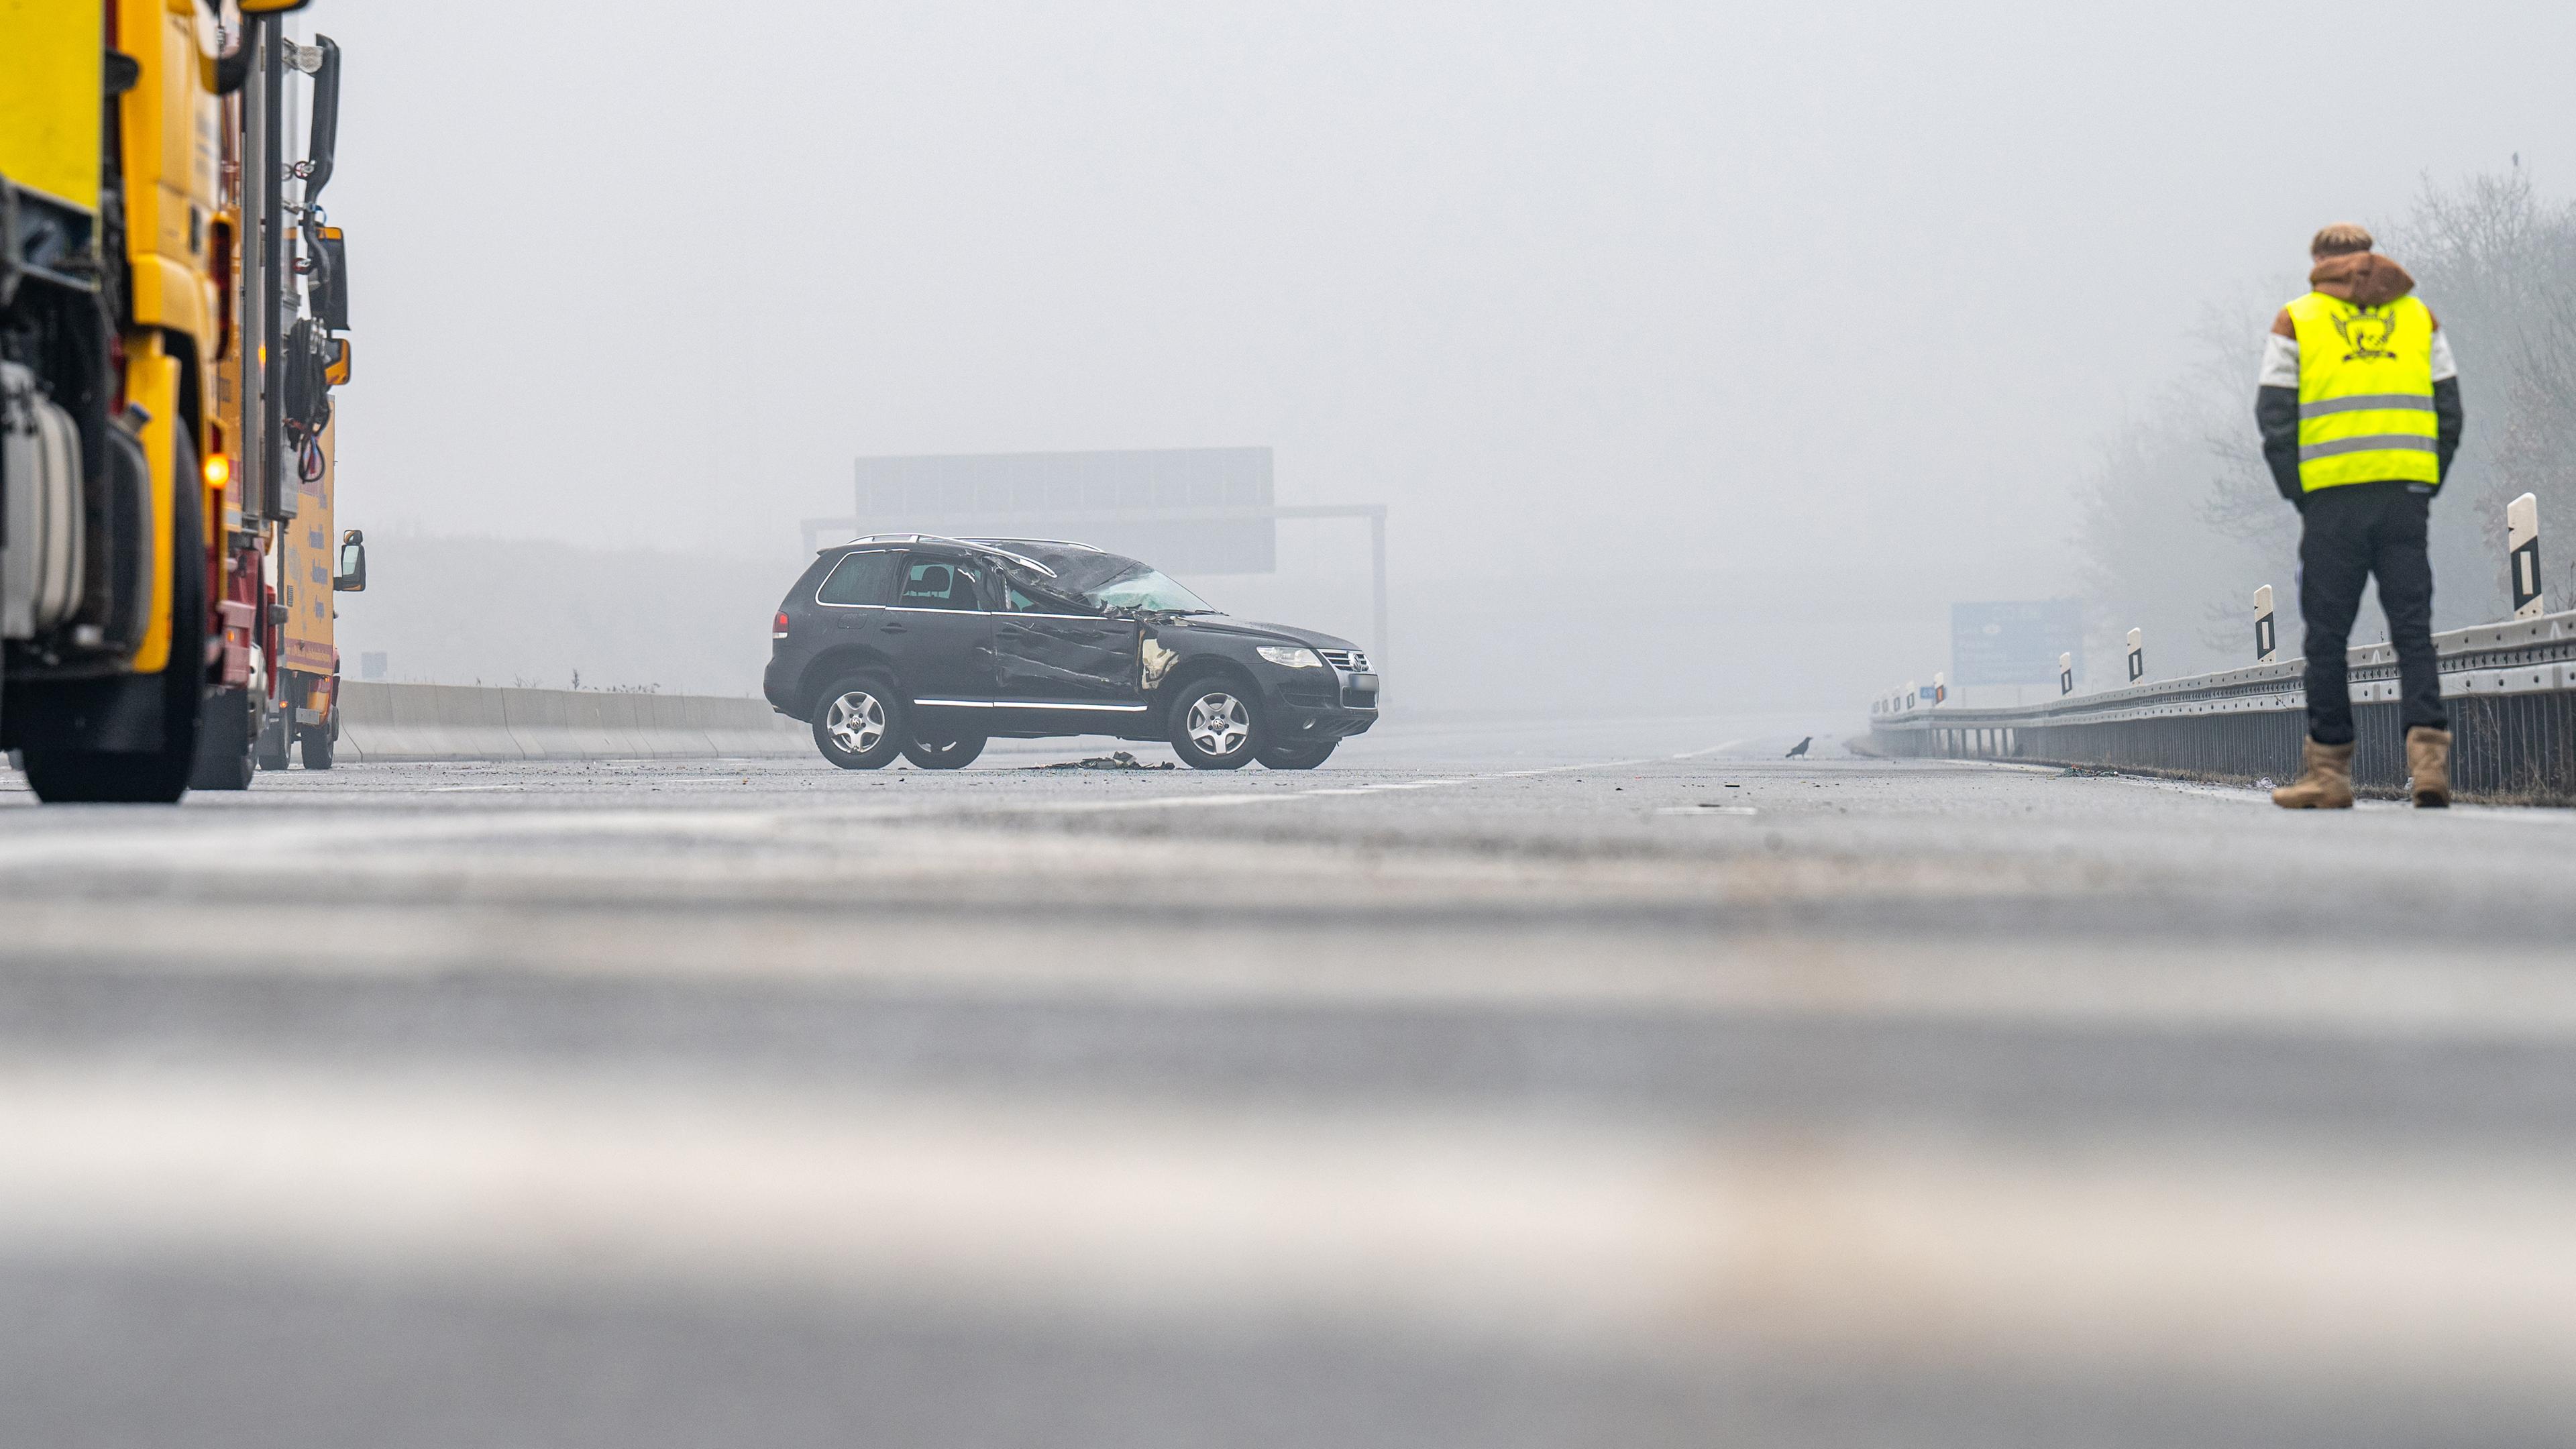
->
xmin=2285 ymin=291 xmax=2440 ymax=490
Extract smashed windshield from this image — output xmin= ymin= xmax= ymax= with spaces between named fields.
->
xmin=980 ymin=543 xmax=1216 ymax=614
xmin=1084 ymin=565 xmax=1210 ymax=613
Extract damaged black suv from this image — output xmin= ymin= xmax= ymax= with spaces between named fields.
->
xmin=763 ymin=536 xmax=1380 ymax=771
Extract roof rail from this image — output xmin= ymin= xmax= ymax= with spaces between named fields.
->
xmin=840 ymin=534 xmax=1059 ymax=578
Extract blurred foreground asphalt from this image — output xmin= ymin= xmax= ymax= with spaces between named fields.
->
xmin=5 ymin=716 xmax=2574 ymax=1448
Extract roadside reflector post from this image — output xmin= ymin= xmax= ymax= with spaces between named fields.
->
xmin=2125 ymin=628 xmax=2144 ymax=684
xmin=2059 ymin=652 xmax=2074 ymax=696
xmin=1933 ymin=671 xmax=1947 ymax=706
xmin=1905 ymin=680 xmax=1919 ymax=712
xmin=2508 ymin=492 xmax=2544 ymax=619
xmin=2255 ymin=585 xmax=2277 ymax=663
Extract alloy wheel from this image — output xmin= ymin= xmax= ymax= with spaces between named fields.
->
xmin=826 ymin=690 xmax=888 ymax=756
xmin=1186 ymin=692 xmax=1250 ymax=757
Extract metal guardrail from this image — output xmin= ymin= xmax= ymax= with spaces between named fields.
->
xmin=1866 ymin=608 xmax=2576 ymax=804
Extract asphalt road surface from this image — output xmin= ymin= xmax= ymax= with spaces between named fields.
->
xmin=5 ymin=716 xmax=2575 ymax=1448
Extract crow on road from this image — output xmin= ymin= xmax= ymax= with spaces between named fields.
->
xmin=1785 ymin=736 xmax=1812 ymax=758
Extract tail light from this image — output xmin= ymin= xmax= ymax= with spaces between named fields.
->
xmin=772 ymin=610 xmax=790 ymax=640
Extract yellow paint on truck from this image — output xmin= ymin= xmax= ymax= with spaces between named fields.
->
xmin=0 ymin=1 xmax=103 ymax=211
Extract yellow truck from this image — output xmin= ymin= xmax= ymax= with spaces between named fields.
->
xmin=2 ymin=0 xmax=359 ymax=800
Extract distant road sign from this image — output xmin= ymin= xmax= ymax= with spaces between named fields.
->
xmin=1951 ymin=600 xmax=2084 ymax=687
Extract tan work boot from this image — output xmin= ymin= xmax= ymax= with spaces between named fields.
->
xmin=2272 ymin=738 xmax=2356 ymax=809
xmin=2407 ymin=726 xmax=2453 ymax=808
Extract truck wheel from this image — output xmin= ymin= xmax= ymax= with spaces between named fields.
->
xmin=812 ymin=674 xmax=906 ymax=770
xmin=1169 ymin=680 xmax=1262 ymax=770
xmin=1255 ymin=740 xmax=1336 ymax=769
xmin=300 ymin=723 xmax=335 ymax=770
xmin=900 ymin=730 xmax=985 ymax=769
xmin=22 ymin=429 xmax=207 ymax=804
xmin=256 ymin=709 xmax=291 ymax=771
xmin=189 ymin=687 xmax=258 ymax=790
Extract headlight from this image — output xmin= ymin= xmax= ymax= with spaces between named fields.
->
xmin=1256 ymin=645 xmax=1324 ymax=669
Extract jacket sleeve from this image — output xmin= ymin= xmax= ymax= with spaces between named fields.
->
xmin=2256 ymin=325 xmax=2303 ymax=505
xmin=2430 ymin=328 xmax=2463 ymax=486
xmin=2257 ymin=388 xmax=2303 ymax=503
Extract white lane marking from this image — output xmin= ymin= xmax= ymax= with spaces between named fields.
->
xmin=1656 ymin=805 xmax=1758 ymax=816
xmin=1008 ymin=745 xmax=1741 ymax=817
xmin=1670 ymin=738 xmax=1751 ymax=760
xmin=7 ymin=1061 xmax=2576 ymax=1385
xmin=0 ymin=738 xmax=1758 ymax=863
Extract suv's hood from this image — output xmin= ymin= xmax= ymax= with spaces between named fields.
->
xmin=1173 ymin=616 xmax=1361 ymax=654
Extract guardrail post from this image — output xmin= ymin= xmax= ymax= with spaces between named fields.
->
xmin=2126 ymin=628 xmax=2145 ymax=683
xmin=2509 ymin=492 xmax=2544 ymax=620
xmin=2255 ymin=586 xmax=2277 ymax=663
xmin=2059 ymin=652 xmax=2074 ymax=696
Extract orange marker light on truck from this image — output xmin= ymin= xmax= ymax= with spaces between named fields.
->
xmin=772 ymin=611 xmax=790 ymax=640
xmin=205 ymin=452 xmax=231 ymax=488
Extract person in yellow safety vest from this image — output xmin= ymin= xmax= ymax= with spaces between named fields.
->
xmin=2257 ymin=223 xmax=2465 ymax=809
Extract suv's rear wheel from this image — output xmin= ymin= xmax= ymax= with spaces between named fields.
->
xmin=1170 ymin=681 xmax=1261 ymax=770
xmin=1255 ymin=740 xmax=1335 ymax=769
xmin=812 ymin=674 xmax=906 ymax=769
xmin=900 ymin=729 xmax=985 ymax=769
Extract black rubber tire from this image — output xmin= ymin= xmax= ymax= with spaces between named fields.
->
xmin=300 ymin=722 xmax=335 ymax=769
xmin=256 ymin=709 xmax=291 ymax=771
xmin=1255 ymin=740 xmax=1336 ymax=770
xmin=1168 ymin=677 xmax=1263 ymax=770
xmin=23 ymin=428 xmax=207 ymax=804
xmin=189 ymin=686 xmax=258 ymax=790
xmin=810 ymin=673 xmax=907 ymax=770
xmin=900 ymin=730 xmax=985 ymax=769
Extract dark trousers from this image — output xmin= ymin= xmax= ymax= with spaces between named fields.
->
xmin=2299 ymin=480 xmax=2447 ymax=745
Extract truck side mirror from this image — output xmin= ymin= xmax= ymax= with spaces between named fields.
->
xmin=302 ymin=36 xmax=339 ymax=203
xmin=333 ymin=529 xmax=366 ymax=592
xmin=307 ymin=226 xmax=349 ymax=331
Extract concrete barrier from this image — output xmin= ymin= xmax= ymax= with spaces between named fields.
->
xmin=341 ymin=682 xmax=808 ymax=763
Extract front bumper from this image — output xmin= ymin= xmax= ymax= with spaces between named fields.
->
xmin=1261 ymin=668 xmax=1379 ymax=740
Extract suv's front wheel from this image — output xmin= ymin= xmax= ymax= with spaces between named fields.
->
xmin=812 ymin=674 xmax=906 ymax=769
xmin=1170 ymin=681 xmax=1261 ymax=769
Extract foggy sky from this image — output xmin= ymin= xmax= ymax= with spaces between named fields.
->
xmin=313 ymin=0 xmax=2576 ymax=706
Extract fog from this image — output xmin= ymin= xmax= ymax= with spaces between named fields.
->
xmin=317 ymin=0 xmax=2576 ymax=714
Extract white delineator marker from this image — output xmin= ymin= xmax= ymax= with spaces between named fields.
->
xmin=2508 ymin=492 xmax=2544 ymax=620
xmin=2126 ymin=628 xmax=2144 ymax=684
xmin=2059 ymin=652 xmax=2074 ymax=696
xmin=2255 ymin=586 xmax=2277 ymax=663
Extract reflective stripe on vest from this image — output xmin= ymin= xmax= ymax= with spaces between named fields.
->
xmin=2285 ymin=291 xmax=2439 ymax=490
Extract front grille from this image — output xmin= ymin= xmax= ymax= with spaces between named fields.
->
xmin=1316 ymin=649 xmax=1371 ymax=673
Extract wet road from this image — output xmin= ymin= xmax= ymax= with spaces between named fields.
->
xmin=5 ymin=718 xmax=2574 ymax=1448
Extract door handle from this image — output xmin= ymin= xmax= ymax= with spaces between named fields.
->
xmin=878 ymin=621 xmax=908 ymax=634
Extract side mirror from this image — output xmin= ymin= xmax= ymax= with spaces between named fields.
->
xmin=301 ymin=36 xmax=339 ymax=204
xmin=333 ymin=529 xmax=366 ymax=592
xmin=307 ymin=225 xmax=349 ymax=331
xmin=324 ymin=336 xmax=351 ymax=386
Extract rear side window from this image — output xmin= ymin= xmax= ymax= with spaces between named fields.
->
xmin=900 ymin=557 xmax=985 ymax=611
xmin=816 ymin=550 xmax=901 ymax=606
